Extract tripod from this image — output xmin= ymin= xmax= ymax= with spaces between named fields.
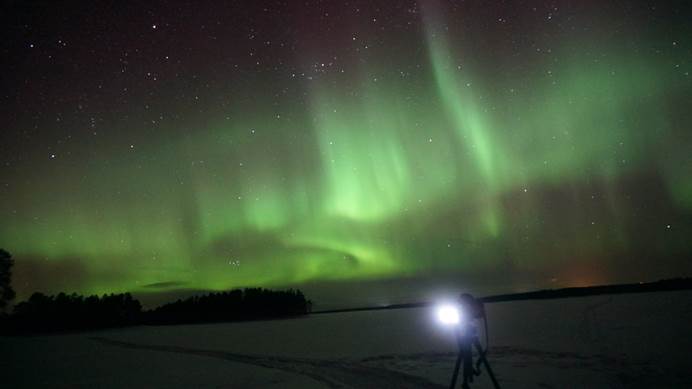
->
xmin=449 ymin=322 xmax=501 ymax=389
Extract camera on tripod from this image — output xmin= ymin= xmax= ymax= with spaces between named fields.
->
xmin=436 ymin=293 xmax=485 ymax=327
xmin=435 ymin=293 xmax=500 ymax=389
xmin=459 ymin=293 xmax=485 ymax=320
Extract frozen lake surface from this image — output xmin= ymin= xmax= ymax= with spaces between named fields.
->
xmin=3 ymin=290 xmax=692 ymax=388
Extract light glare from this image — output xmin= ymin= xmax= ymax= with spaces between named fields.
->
xmin=437 ymin=304 xmax=461 ymax=325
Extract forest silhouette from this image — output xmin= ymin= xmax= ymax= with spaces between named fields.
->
xmin=0 ymin=249 xmax=311 ymax=335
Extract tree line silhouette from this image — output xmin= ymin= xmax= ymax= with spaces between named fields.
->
xmin=144 ymin=288 xmax=311 ymax=325
xmin=4 ymin=291 xmax=142 ymax=333
xmin=0 ymin=249 xmax=312 ymax=335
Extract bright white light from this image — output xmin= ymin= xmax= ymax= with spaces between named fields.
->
xmin=437 ymin=304 xmax=461 ymax=325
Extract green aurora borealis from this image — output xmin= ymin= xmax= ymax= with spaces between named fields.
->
xmin=1 ymin=1 xmax=691 ymax=306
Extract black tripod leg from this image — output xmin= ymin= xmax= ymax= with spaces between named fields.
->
xmin=474 ymin=340 xmax=501 ymax=389
xmin=449 ymin=330 xmax=467 ymax=389
xmin=462 ymin=346 xmax=473 ymax=387
xmin=449 ymin=348 xmax=463 ymax=389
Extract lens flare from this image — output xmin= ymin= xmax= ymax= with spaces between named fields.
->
xmin=437 ymin=304 xmax=461 ymax=325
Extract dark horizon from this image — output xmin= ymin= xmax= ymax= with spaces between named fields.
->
xmin=7 ymin=265 xmax=690 ymax=312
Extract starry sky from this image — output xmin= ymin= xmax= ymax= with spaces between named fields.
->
xmin=1 ymin=1 xmax=691 ymax=308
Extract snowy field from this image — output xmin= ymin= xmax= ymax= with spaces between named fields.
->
xmin=3 ymin=290 xmax=691 ymax=388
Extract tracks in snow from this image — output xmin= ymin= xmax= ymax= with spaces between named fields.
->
xmin=90 ymin=336 xmax=444 ymax=389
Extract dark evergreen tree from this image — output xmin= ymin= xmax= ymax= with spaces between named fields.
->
xmin=0 ymin=249 xmax=16 ymax=312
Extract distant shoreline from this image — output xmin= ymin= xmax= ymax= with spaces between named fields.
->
xmin=310 ymin=277 xmax=692 ymax=315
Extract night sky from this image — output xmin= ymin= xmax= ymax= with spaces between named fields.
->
xmin=2 ymin=1 xmax=691 ymax=308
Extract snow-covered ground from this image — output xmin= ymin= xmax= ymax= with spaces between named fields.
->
xmin=3 ymin=290 xmax=691 ymax=388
